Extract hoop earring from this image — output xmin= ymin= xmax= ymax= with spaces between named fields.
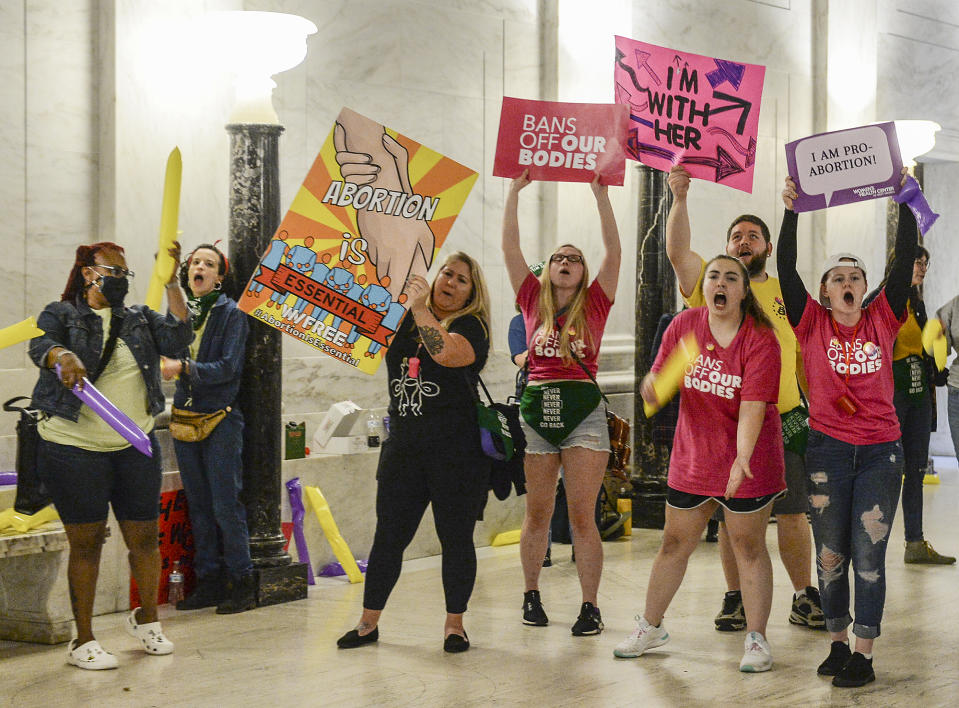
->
xmin=214 ymin=281 xmax=223 ymax=291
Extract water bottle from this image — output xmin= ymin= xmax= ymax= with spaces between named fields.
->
xmin=366 ymin=412 xmax=381 ymax=448
xmin=167 ymin=560 xmax=184 ymax=605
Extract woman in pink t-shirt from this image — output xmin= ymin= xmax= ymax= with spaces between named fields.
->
xmin=612 ymin=255 xmax=784 ymax=673
xmin=502 ymin=170 xmax=620 ymax=637
xmin=777 ymin=172 xmax=916 ymax=688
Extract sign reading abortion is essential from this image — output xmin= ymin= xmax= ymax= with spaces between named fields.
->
xmin=785 ymin=122 xmax=903 ymax=212
xmin=614 ymin=36 xmax=765 ymax=193
xmin=238 ymin=107 xmax=478 ymax=375
xmin=493 ymin=98 xmax=629 ymax=185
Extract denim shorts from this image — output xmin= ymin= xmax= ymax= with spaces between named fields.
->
xmin=520 ymin=402 xmax=610 ymax=455
xmin=36 ymin=434 xmax=162 ymax=524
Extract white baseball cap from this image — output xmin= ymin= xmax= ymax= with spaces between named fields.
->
xmin=820 ymin=253 xmax=866 ymax=283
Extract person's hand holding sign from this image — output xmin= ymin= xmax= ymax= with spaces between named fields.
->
xmin=333 ymin=120 xmax=435 ymax=300
xmin=782 ymin=176 xmax=798 ymax=211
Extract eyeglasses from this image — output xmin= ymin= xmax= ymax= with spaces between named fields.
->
xmin=91 ymin=264 xmax=135 ymax=279
xmin=550 ymin=254 xmax=583 ymax=264
xmin=915 ymin=259 xmax=929 ymax=270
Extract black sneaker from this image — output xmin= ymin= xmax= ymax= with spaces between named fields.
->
xmin=816 ymin=640 xmax=852 ymax=676
xmin=570 ymin=602 xmax=604 ymax=636
xmin=542 ymin=548 xmax=552 ymax=568
xmin=832 ymin=652 xmax=874 ymax=687
xmin=789 ymin=586 xmax=826 ymax=629
xmin=522 ymin=590 xmax=549 ymax=626
xmin=714 ymin=590 xmax=746 ymax=631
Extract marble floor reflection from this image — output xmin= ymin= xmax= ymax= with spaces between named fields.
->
xmin=2 ymin=459 xmax=958 ymax=708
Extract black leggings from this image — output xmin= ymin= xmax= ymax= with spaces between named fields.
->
xmin=363 ymin=433 xmax=488 ymax=614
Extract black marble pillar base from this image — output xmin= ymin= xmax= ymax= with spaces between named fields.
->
xmin=227 ymin=122 xmax=304 ymax=602
xmin=255 ymin=564 xmax=309 ymax=607
xmin=632 ymin=165 xmax=675 ymax=530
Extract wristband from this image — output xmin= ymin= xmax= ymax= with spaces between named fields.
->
xmin=165 ymin=281 xmax=179 ymax=290
xmin=180 ymin=358 xmax=189 ymax=376
xmin=52 ymin=349 xmax=72 ymax=368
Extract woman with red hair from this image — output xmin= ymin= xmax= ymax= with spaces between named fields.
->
xmin=29 ymin=241 xmax=192 ymax=670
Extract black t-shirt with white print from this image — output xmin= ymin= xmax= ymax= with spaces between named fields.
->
xmin=385 ymin=311 xmax=490 ymax=441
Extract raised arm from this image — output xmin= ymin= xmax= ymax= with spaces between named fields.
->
xmin=502 ymin=170 xmax=533 ymax=294
xmin=405 ymin=275 xmax=477 ymax=368
xmin=592 ymin=174 xmax=621 ymax=301
xmin=665 ymin=166 xmax=706 ymax=297
xmin=776 ymin=177 xmax=806 ymax=327
xmin=884 ymin=202 xmax=918 ymax=318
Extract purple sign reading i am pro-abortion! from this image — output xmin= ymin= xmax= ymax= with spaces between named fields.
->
xmin=785 ymin=122 xmax=903 ymax=213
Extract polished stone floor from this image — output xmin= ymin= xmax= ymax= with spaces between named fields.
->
xmin=2 ymin=458 xmax=957 ymax=707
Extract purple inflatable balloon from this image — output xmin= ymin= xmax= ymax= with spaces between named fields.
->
xmin=57 ymin=365 xmax=152 ymax=457
xmin=319 ymin=559 xmax=368 ymax=577
xmin=0 ymin=472 xmax=17 ymax=486
xmin=285 ymin=477 xmax=315 ymax=585
xmin=894 ymin=175 xmax=940 ymax=235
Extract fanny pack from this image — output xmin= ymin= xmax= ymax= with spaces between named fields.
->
xmin=169 ymin=406 xmax=230 ymax=443
xmin=892 ymin=354 xmax=927 ymax=402
xmin=781 ymin=405 xmax=809 ymax=456
xmin=520 ymin=381 xmax=602 ymax=447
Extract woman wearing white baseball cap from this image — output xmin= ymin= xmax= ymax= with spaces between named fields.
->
xmin=776 ymin=168 xmax=917 ymax=688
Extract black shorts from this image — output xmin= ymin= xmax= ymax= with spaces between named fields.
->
xmin=36 ymin=435 xmax=162 ymax=524
xmin=667 ymin=486 xmax=785 ymax=514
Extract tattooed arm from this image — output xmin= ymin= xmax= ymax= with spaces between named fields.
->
xmin=406 ymin=274 xmax=477 ymax=368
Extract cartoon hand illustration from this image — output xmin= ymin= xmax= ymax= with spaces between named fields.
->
xmin=334 ymin=109 xmax=435 ymax=300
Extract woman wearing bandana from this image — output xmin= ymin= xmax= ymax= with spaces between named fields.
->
xmin=502 ymin=170 xmax=621 ymax=636
xmin=161 ymin=244 xmax=254 ymax=615
xmin=29 ymin=241 xmax=191 ymax=670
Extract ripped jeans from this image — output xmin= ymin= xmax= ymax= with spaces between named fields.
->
xmin=805 ymin=429 xmax=903 ymax=639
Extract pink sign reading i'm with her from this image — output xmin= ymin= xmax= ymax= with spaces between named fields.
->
xmin=614 ymin=36 xmax=766 ymax=193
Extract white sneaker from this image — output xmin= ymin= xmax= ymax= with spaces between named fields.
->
xmin=125 ymin=608 xmax=174 ymax=655
xmin=67 ymin=639 xmax=118 ymax=670
xmin=613 ymin=615 xmax=669 ymax=658
xmin=739 ymin=631 xmax=773 ymax=672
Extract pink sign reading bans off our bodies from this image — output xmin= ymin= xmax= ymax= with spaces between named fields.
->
xmin=493 ymin=98 xmax=629 ymax=185
xmin=614 ymin=36 xmax=766 ymax=193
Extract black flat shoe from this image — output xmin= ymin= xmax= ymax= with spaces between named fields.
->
xmin=443 ymin=632 xmax=470 ymax=653
xmin=337 ymin=627 xmax=379 ymax=649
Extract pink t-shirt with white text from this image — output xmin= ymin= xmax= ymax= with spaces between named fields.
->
xmin=517 ymin=272 xmax=612 ymax=380
xmin=654 ymin=308 xmax=785 ymax=498
xmin=794 ymin=290 xmax=903 ymax=445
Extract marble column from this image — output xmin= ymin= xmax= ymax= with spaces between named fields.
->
xmin=631 ymin=165 xmax=675 ymax=530
xmin=227 ymin=123 xmax=307 ymax=605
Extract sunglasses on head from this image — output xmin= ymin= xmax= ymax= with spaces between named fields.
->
xmin=550 ymin=254 xmax=583 ymax=264
xmin=90 ymin=264 xmax=135 ymax=279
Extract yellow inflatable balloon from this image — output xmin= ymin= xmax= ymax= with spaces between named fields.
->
xmin=9 ymin=505 xmax=59 ymax=533
xmin=0 ymin=317 xmax=44 ymax=351
xmin=921 ymin=319 xmax=948 ymax=371
xmin=644 ymin=332 xmax=700 ymax=417
xmin=145 ymin=147 xmax=182 ymax=311
xmin=491 ymin=529 xmax=521 ymax=547
xmin=302 ymin=485 xmax=363 ymax=583
xmin=0 ymin=507 xmax=15 ymax=532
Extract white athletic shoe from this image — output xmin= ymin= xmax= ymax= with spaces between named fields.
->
xmin=67 ymin=639 xmax=118 ymax=670
xmin=125 ymin=608 xmax=174 ymax=655
xmin=613 ymin=615 xmax=669 ymax=658
xmin=739 ymin=631 xmax=773 ymax=672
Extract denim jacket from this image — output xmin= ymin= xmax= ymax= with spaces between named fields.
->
xmin=173 ymin=294 xmax=248 ymax=413
xmin=29 ymin=298 xmax=194 ymax=422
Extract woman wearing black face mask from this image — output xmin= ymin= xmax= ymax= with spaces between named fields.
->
xmin=28 ymin=241 xmax=192 ymax=670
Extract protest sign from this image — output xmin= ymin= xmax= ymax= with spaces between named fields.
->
xmin=785 ymin=122 xmax=903 ymax=212
xmin=493 ymin=97 xmax=629 ymax=185
xmin=614 ymin=36 xmax=765 ymax=193
xmin=238 ymin=107 xmax=478 ymax=375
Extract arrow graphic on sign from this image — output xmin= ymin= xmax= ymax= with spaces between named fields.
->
xmin=706 ymin=59 xmax=746 ymax=90
xmin=633 ymin=49 xmax=662 ymax=85
xmin=707 ymin=127 xmax=757 ymax=167
xmin=680 ymin=145 xmax=745 ymax=183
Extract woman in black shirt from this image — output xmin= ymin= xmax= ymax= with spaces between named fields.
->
xmin=337 ymin=252 xmax=492 ymax=653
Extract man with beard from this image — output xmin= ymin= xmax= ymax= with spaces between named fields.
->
xmin=662 ymin=165 xmax=823 ymax=634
